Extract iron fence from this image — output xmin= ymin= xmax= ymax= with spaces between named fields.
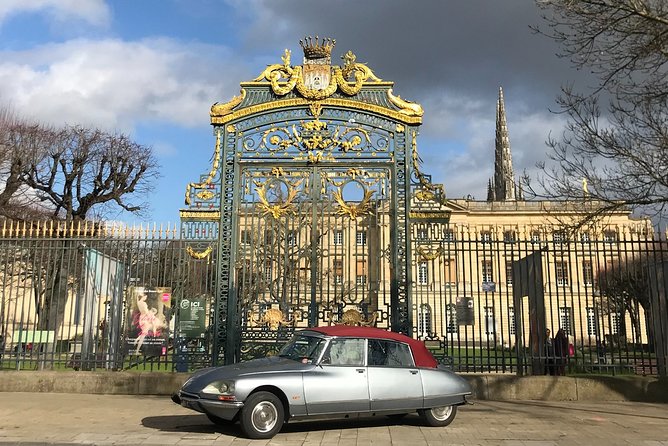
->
xmin=0 ymin=220 xmax=666 ymax=376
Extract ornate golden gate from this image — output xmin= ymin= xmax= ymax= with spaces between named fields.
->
xmin=181 ymin=38 xmax=427 ymax=364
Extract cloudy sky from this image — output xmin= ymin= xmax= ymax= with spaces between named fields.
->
xmin=0 ymin=0 xmax=589 ymax=223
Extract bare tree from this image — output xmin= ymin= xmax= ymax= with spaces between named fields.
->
xmin=527 ymin=1 xmax=668 ymax=225
xmin=22 ymin=125 xmax=159 ymax=221
xmin=0 ymin=107 xmax=53 ymax=219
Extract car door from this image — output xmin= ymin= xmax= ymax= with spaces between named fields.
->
xmin=367 ymin=339 xmax=424 ymax=411
xmin=303 ymin=337 xmax=370 ymax=415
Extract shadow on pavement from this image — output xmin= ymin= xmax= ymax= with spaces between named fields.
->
xmin=142 ymin=412 xmax=431 ymax=436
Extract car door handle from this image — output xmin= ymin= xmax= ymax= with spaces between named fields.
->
xmin=409 ymin=370 xmax=418 ymax=375
xmin=356 ymin=369 xmax=365 ymax=373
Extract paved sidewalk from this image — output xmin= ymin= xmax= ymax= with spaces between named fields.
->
xmin=1 ymin=393 xmax=667 ymax=445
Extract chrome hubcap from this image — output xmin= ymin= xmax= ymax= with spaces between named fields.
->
xmin=250 ymin=401 xmax=278 ymax=433
xmin=431 ymin=405 xmax=453 ymax=421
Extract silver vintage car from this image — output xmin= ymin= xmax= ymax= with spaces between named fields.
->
xmin=172 ymin=326 xmax=472 ymax=439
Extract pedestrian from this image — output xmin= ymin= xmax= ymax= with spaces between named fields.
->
xmin=544 ymin=328 xmax=554 ymax=375
xmin=554 ymin=328 xmax=569 ymax=376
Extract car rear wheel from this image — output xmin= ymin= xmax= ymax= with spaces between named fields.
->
xmin=239 ymin=391 xmax=284 ymax=439
xmin=419 ymin=404 xmax=457 ymax=427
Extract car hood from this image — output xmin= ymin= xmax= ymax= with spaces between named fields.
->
xmin=182 ymin=356 xmax=313 ymax=392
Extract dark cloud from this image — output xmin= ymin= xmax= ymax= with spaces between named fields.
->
xmin=227 ymin=0 xmax=591 ymax=199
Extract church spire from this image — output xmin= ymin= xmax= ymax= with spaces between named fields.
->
xmin=493 ymin=86 xmax=517 ymax=201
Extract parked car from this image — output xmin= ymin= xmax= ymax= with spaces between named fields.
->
xmin=172 ymin=325 xmax=472 ymax=439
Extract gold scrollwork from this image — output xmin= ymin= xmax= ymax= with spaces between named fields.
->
xmin=412 ymin=131 xmax=446 ymax=204
xmin=185 ymin=130 xmax=221 ymax=205
xmin=388 ymin=89 xmax=424 ymax=117
xmin=415 ymin=190 xmax=436 ymax=201
xmin=333 ymin=186 xmax=375 ymax=219
xmin=416 ymin=246 xmax=444 ymax=261
xmin=186 ymin=245 xmax=213 ymax=260
xmin=210 ymin=89 xmax=247 ymax=118
xmin=253 ymin=50 xmax=381 ymax=101
xmin=256 ymin=179 xmax=302 ymax=219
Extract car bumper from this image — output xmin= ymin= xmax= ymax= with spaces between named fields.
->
xmin=175 ymin=391 xmax=244 ymax=421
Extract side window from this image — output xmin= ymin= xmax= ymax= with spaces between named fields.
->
xmin=367 ymin=339 xmax=414 ymax=367
xmin=321 ymin=338 xmax=365 ymax=366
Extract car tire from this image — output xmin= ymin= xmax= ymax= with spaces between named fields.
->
xmin=239 ymin=391 xmax=284 ymax=439
xmin=206 ymin=413 xmax=229 ymax=426
xmin=419 ymin=404 xmax=457 ymax=427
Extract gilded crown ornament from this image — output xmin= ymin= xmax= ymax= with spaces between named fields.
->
xmin=300 ymin=36 xmax=335 ymax=61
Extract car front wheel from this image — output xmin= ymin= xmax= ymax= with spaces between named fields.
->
xmin=419 ymin=404 xmax=457 ymax=427
xmin=239 ymin=391 xmax=284 ymax=439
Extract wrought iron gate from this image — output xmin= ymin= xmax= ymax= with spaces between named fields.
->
xmin=182 ymin=40 xmax=426 ymax=364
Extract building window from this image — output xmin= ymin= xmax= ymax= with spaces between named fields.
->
xmin=417 ymin=261 xmax=428 ymax=285
xmin=586 ymin=307 xmax=598 ymax=337
xmin=444 ymin=229 xmax=456 ymax=242
xmin=264 ymin=261 xmax=273 ymax=282
xmin=552 ymin=230 xmax=566 ymax=244
xmin=444 ymin=258 xmax=456 ymax=285
xmin=333 ymin=229 xmax=343 ymax=246
xmin=418 ymin=304 xmax=432 ymax=337
xmin=582 ymin=260 xmax=593 ymax=286
xmin=508 ymin=307 xmax=516 ymax=335
xmin=580 ymin=232 xmax=591 ymax=243
xmin=485 ymin=306 xmax=496 ymax=335
xmin=556 ymin=261 xmax=569 ymax=286
xmin=481 ymin=231 xmax=492 ymax=243
xmin=559 ymin=306 xmax=573 ymax=335
xmin=286 ymin=230 xmax=297 ymax=247
xmin=610 ymin=312 xmax=622 ymax=334
xmin=446 ymin=304 xmax=457 ymax=333
xmin=356 ymin=260 xmax=366 ymax=286
xmin=417 ymin=227 xmax=429 ymax=240
xmin=503 ymin=230 xmax=516 ymax=244
xmin=356 ymin=230 xmax=367 ymax=246
xmin=264 ymin=230 xmax=274 ymax=245
xmin=481 ymin=259 xmax=493 ymax=283
xmin=240 ymin=229 xmax=252 ymax=245
xmin=333 ymin=259 xmax=343 ymax=285
xmin=603 ymin=230 xmax=618 ymax=243
xmin=530 ymin=231 xmax=541 ymax=243
xmin=505 ymin=261 xmax=513 ymax=286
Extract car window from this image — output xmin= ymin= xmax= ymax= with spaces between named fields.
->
xmin=321 ymin=338 xmax=365 ymax=366
xmin=278 ymin=334 xmax=327 ymax=363
xmin=367 ymin=339 xmax=415 ymax=367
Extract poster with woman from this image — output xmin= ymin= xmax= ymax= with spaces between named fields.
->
xmin=125 ymin=286 xmax=171 ymax=356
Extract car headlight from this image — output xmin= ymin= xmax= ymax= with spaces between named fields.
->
xmin=202 ymin=381 xmax=235 ymax=395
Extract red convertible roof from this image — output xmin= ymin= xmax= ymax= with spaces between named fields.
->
xmin=306 ymin=326 xmax=438 ymax=368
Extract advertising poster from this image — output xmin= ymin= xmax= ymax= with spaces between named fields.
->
xmin=178 ymin=296 xmax=207 ymax=338
xmin=125 ymin=286 xmax=171 ymax=356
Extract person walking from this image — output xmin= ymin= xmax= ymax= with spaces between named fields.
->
xmin=544 ymin=328 xmax=554 ymax=375
xmin=554 ymin=328 xmax=569 ymax=376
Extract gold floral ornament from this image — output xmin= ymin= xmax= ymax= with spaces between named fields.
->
xmin=186 ymin=245 xmax=213 ymax=260
xmin=417 ymin=246 xmax=445 ymax=261
xmin=330 ymin=308 xmax=377 ymax=327
xmin=250 ymin=308 xmax=301 ymax=330
xmin=196 ymin=190 xmax=215 ymax=201
xmin=333 ymin=185 xmax=375 ymax=219
xmin=256 ymin=179 xmax=301 ymax=219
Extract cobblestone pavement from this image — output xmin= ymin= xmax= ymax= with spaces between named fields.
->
xmin=1 ymin=392 xmax=667 ymax=445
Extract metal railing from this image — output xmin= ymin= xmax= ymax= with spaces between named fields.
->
xmin=1 ymin=220 xmax=666 ymax=376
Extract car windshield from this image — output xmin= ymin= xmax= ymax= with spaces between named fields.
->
xmin=278 ymin=333 xmax=327 ymax=364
